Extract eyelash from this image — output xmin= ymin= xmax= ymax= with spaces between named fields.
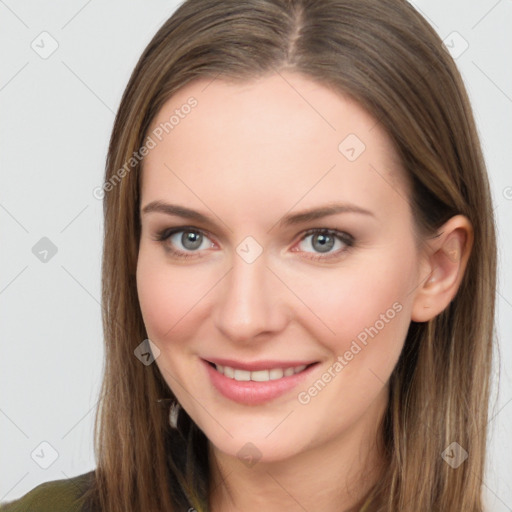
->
xmin=151 ymin=226 xmax=355 ymax=261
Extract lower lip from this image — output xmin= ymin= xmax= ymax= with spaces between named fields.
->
xmin=202 ymin=359 xmax=319 ymax=405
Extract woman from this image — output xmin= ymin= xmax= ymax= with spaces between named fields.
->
xmin=1 ymin=0 xmax=497 ymax=511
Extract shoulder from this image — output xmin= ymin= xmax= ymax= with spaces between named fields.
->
xmin=0 ymin=471 xmax=96 ymax=512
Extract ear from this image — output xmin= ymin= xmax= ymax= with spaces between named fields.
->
xmin=411 ymin=214 xmax=473 ymax=323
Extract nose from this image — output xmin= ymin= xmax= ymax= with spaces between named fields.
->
xmin=214 ymin=249 xmax=289 ymax=343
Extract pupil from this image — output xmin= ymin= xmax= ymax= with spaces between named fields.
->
xmin=313 ymin=234 xmax=334 ymax=253
xmin=182 ymin=231 xmax=202 ymax=250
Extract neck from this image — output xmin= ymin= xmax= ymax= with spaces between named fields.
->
xmin=208 ymin=388 xmax=388 ymax=512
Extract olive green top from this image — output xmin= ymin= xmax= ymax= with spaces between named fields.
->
xmin=0 ymin=471 xmax=95 ymax=512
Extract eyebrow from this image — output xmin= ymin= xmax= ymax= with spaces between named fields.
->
xmin=140 ymin=200 xmax=375 ymax=229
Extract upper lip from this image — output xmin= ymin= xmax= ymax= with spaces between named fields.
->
xmin=203 ymin=357 xmax=318 ymax=371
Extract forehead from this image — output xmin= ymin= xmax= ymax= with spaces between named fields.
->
xmin=141 ymin=72 xmax=409 ymax=224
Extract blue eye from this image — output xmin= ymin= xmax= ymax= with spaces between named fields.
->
xmin=154 ymin=227 xmax=215 ymax=259
xmin=153 ymin=226 xmax=354 ymax=261
xmin=293 ymin=228 xmax=354 ymax=261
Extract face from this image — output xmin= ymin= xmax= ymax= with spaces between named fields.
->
xmin=136 ymin=72 xmax=423 ymax=463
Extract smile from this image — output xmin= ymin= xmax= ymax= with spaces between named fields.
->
xmin=202 ymin=359 xmax=320 ymax=405
xmin=212 ymin=363 xmax=309 ymax=382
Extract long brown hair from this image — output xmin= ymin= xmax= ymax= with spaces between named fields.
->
xmin=80 ymin=1 xmax=497 ymax=510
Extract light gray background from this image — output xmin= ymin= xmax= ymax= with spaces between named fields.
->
xmin=1 ymin=0 xmax=511 ymax=509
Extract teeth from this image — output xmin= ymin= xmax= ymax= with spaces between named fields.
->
xmin=214 ymin=363 xmax=307 ymax=382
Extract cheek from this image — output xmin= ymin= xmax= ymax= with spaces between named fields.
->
xmin=291 ymin=251 xmax=415 ymax=438
xmin=287 ymin=247 xmax=415 ymax=364
xmin=136 ymin=248 xmax=223 ymax=353
xmin=136 ymin=255 xmax=214 ymax=393
xmin=136 ymin=251 xmax=197 ymax=341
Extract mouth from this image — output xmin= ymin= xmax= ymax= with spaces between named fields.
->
xmin=201 ymin=358 xmax=320 ymax=405
xmin=206 ymin=360 xmax=317 ymax=382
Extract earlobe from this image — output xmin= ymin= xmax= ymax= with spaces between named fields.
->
xmin=411 ymin=215 xmax=473 ymax=323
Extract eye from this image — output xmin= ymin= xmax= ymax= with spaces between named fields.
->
xmin=293 ymin=228 xmax=354 ymax=260
xmin=152 ymin=226 xmax=354 ymax=261
xmin=153 ymin=227 xmax=215 ymax=259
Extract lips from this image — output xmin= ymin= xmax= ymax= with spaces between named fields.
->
xmin=201 ymin=358 xmax=320 ymax=405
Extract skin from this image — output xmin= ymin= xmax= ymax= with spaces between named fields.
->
xmin=136 ymin=72 xmax=473 ymax=512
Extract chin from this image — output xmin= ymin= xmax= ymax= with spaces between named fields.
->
xmin=197 ymin=413 xmax=314 ymax=465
